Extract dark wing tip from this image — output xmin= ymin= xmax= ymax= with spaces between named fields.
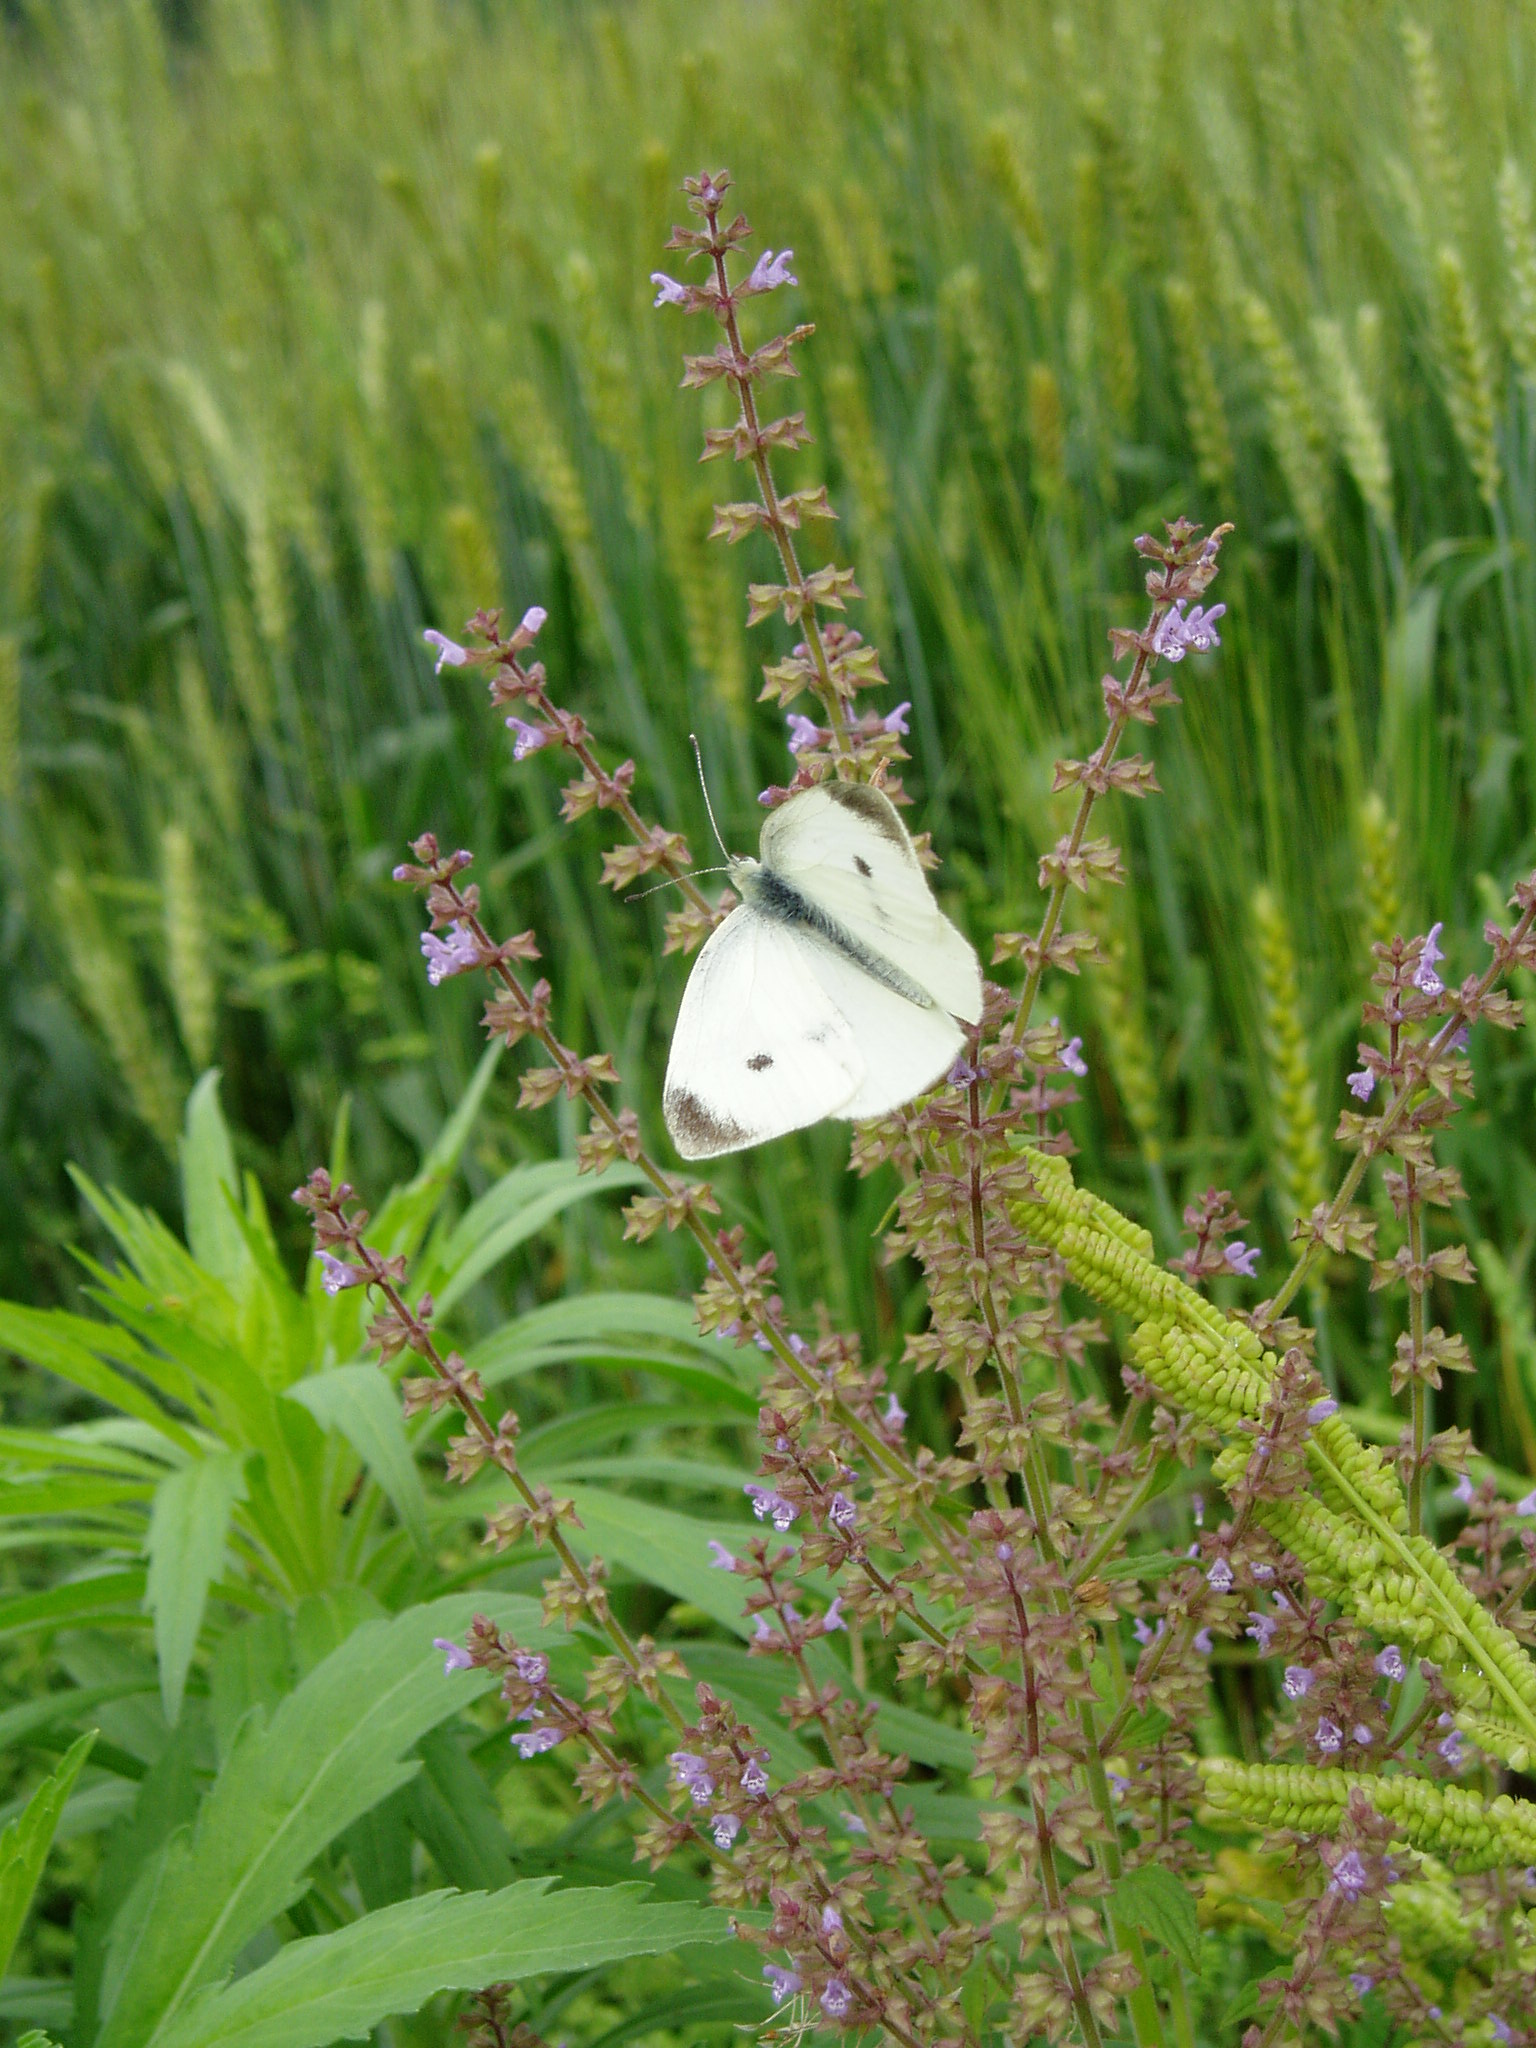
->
xmin=822 ymin=781 xmax=911 ymax=853
xmin=664 ymin=1086 xmax=751 ymax=1160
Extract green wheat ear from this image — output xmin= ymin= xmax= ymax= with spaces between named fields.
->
xmin=1357 ymin=793 xmax=1404 ymax=961
xmin=162 ymin=825 xmax=218 ymax=1073
xmin=1240 ymin=289 xmax=1333 ymax=551
xmin=55 ymin=868 xmax=183 ymax=1149
xmin=1251 ymin=884 xmax=1328 ymax=1241
xmin=1433 ymin=243 xmax=1502 ymax=507
xmin=1164 ymin=275 xmax=1235 ymax=492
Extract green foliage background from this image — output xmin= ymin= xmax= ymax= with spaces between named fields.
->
xmin=6 ymin=0 xmax=1536 ymax=2034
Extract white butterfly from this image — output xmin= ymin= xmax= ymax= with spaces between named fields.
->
xmin=663 ymin=782 xmax=983 ymax=1159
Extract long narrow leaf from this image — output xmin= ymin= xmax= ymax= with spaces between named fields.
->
xmin=145 ymin=1451 xmax=249 ymax=1723
xmin=284 ymin=1367 xmax=430 ymax=1553
xmin=180 ymin=1073 xmax=248 ymax=1293
xmin=0 ymin=1732 xmax=97 ymax=1978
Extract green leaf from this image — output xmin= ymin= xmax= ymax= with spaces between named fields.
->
xmin=0 ymin=1732 xmax=97 ymax=1978
xmin=98 ymin=1595 xmax=556 ymax=2048
xmin=559 ymin=1488 xmax=750 ymax=1635
xmin=285 ymin=1366 xmax=430 ymax=1553
xmin=0 ymin=1570 xmax=148 ymax=1643
xmin=431 ymin=1160 xmax=649 ymax=1314
xmin=1109 ymin=1863 xmax=1200 ymax=1971
xmin=152 ymin=1882 xmax=730 ymax=2048
xmin=145 ymin=1450 xmax=249 ymax=1724
xmin=0 ymin=1303 xmax=198 ymax=1448
xmin=181 ymin=1073 xmax=248 ymax=1291
xmin=367 ymin=1043 xmax=502 ymax=1264
xmin=466 ymin=1293 xmax=757 ymax=1413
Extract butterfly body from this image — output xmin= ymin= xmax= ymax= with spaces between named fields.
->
xmin=663 ymin=782 xmax=982 ymax=1159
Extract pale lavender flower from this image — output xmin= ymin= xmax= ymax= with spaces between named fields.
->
xmin=821 ymin=1904 xmax=843 ymax=1934
xmin=506 ymin=717 xmax=550 ymax=760
xmin=421 ymin=922 xmax=480 ymax=986
xmin=1181 ymin=602 xmax=1225 ymax=652
xmin=1375 ymin=1645 xmax=1406 ymax=1682
xmin=1414 ymin=921 xmax=1445 ymax=995
xmin=1346 ymin=1066 xmax=1376 ymax=1102
xmin=1307 ymin=1397 xmax=1339 ymax=1424
xmin=1207 ymin=1557 xmax=1234 ymax=1593
xmin=317 ymin=1251 xmax=366 ymax=1295
xmin=842 ymin=1812 xmax=868 ymax=1834
xmin=1517 ymin=1488 xmax=1536 ymax=1517
xmin=1133 ymin=1617 xmax=1164 ymax=1647
xmin=882 ymin=700 xmax=911 ymax=735
xmin=1349 ymin=1973 xmax=1375 ymax=1996
xmin=712 ymin=1812 xmax=741 ymax=1848
xmin=1491 ymin=2019 xmax=1512 ymax=2045
xmin=1330 ymin=1849 xmax=1369 ymax=1898
xmin=433 ymin=1636 xmax=474 ymax=1675
xmin=744 ymin=1482 xmax=798 ymax=1531
xmin=764 ymin=1964 xmax=802 ymax=2002
xmin=820 ymin=1981 xmax=851 ymax=2019
xmin=1314 ymin=1718 xmax=1343 ymax=1754
xmin=423 ymin=628 xmax=468 ymax=672
xmin=513 ymin=1651 xmax=548 ymax=1685
xmin=828 ymin=1492 xmax=857 ymax=1531
xmin=1445 ymin=1022 xmax=1470 ymax=1051
xmin=786 ymin=712 xmax=821 ymax=754
xmin=822 ymin=1596 xmax=846 ymax=1634
xmin=1224 ymin=1240 xmax=1260 ymax=1278
xmin=650 ymin=272 xmax=688 ymax=307
xmin=747 ymin=248 xmax=797 ymax=292
xmin=1252 ymin=1562 xmax=1275 ymax=1581
xmin=1247 ymin=1611 xmax=1278 ymax=1652
xmin=1352 ymin=1724 xmax=1374 ymax=1746
xmin=511 ymin=1725 xmax=562 ymax=1758
xmin=741 ymin=1759 xmax=770 ymax=1798
xmin=517 ymin=604 xmax=547 ymax=638
xmin=1452 ymin=1472 xmax=1476 ymax=1505
xmin=997 ymin=1543 xmax=1013 ymax=1563
xmin=753 ymin=1614 xmax=776 ymax=1644
xmin=1439 ymin=1727 xmax=1466 ymax=1767
xmin=707 ymin=1540 xmax=737 ymax=1570
xmin=787 ymin=1333 xmax=810 ymax=1360
xmin=670 ymin=1750 xmax=715 ymax=1805
xmin=1282 ymin=1664 xmax=1313 ymax=1699
xmin=883 ymin=1392 xmax=906 ymax=1429
xmin=1060 ymin=1035 xmax=1088 ymax=1077
xmin=1193 ymin=1627 xmax=1214 ymax=1655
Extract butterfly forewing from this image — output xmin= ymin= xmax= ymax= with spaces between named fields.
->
xmin=758 ymin=783 xmax=982 ymax=1023
xmin=662 ymin=909 xmax=866 ymax=1158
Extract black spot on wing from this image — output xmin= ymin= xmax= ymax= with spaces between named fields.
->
xmin=665 ymin=1087 xmax=748 ymax=1156
xmin=747 ymin=1052 xmax=773 ymax=1071
xmin=824 ymin=781 xmax=910 ymax=852
xmin=853 ymin=855 xmax=872 ymax=878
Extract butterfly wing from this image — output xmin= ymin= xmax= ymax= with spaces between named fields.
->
xmin=759 ymin=783 xmax=983 ymax=1023
xmin=796 ymin=940 xmax=965 ymax=1117
xmin=663 ymin=905 xmax=866 ymax=1159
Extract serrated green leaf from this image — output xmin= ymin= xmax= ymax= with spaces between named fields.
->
xmin=431 ymin=1160 xmax=649 ymax=1313
xmin=181 ymin=1073 xmax=247 ymax=1291
xmin=1109 ymin=1863 xmax=1200 ymax=1970
xmin=466 ymin=1294 xmax=758 ymax=1411
xmin=98 ymin=1596 xmax=554 ymax=2048
xmin=560 ymin=1488 xmax=750 ymax=1635
xmin=285 ymin=1365 xmax=430 ymax=1552
xmin=152 ymin=1883 xmax=730 ymax=2048
xmin=145 ymin=1451 xmax=248 ymax=1723
xmin=0 ymin=1731 xmax=97 ymax=1978
xmin=0 ymin=1571 xmax=148 ymax=1643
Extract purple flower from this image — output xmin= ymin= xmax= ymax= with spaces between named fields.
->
xmin=1193 ymin=1627 xmax=1214 ymax=1655
xmin=506 ymin=717 xmax=550 ymax=760
xmin=511 ymin=1724 xmax=562 ymax=1758
xmin=1330 ymin=1849 xmax=1369 ymax=1898
xmin=883 ymin=1392 xmax=906 ymax=1429
xmin=317 ymin=1251 xmax=366 ymax=1296
xmin=828 ymin=1492 xmax=857 ymax=1532
xmin=1060 ymin=1035 xmax=1088 ymax=1077
xmin=1251 ymin=1561 xmax=1274 ymax=1581
xmin=753 ymin=1615 xmax=776 ymax=1644
xmin=744 ymin=1483 xmax=798 ymax=1531
xmin=821 ymin=1903 xmax=843 ymax=1934
xmin=946 ymin=1054 xmax=980 ymax=1087
xmin=1352 ymin=1724 xmax=1374 ymax=1746
xmin=741 ymin=1759 xmax=770 ymax=1798
xmin=787 ymin=1333 xmax=810 ymax=1360
xmin=820 ymin=1980 xmax=851 ymax=2019
xmin=1314 ymin=1718 xmax=1343 ymax=1754
xmin=1346 ymin=1066 xmax=1376 ymax=1102
xmin=433 ymin=1636 xmax=474 ymax=1675
xmin=1517 ymin=1488 xmax=1536 ymax=1517
xmin=1491 ymin=2020 xmax=1512 ymax=2045
xmin=822 ymin=1596 xmax=846 ymax=1634
xmin=517 ymin=604 xmax=547 ymax=638
xmin=707 ymin=1540 xmax=737 ymax=1571
xmin=1414 ymin=921 xmax=1445 ymax=995
xmin=1307 ymin=1397 xmax=1339 ymax=1425
xmin=1152 ymin=599 xmax=1227 ymax=662
xmin=513 ymin=1651 xmax=549 ymax=1685
xmin=842 ymin=1812 xmax=868 ymax=1834
xmin=1439 ymin=1727 xmax=1467 ymax=1767
xmin=670 ymin=1750 xmax=715 ymax=1805
xmin=421 ymin=921 xmax=480 ymax=986
xmin=997 ymin=1543 xmax=1013 ymax=1563
xmin=747 ymin=248 xmax=797 ymax=292
xmin=1445 ymin=1021 xmax=1470 ymax=1051
xmin=1349 ymin=1972 xmax=1375 ymax=1996
xmin=1207 ymin=1557 xmax=1234 ymax=1593
xmin=712 ymin=1811 xmax=741 ymax=1848
xmin=1282 ymin=1664 xmax=1312 ymax=1699
xmin=1224 ymin=1240 xmax=1260 ymax=1278
xmin=1107 ymin=1771 xmax=1131 ymax=1796
xmin=763 ymin=1964 xmax=802 ymax=2002
xmin=786 ymin=712 xmax=821 ymax=754
xmin=1133 ymin=1617 xmax=1164 ymax=1647
xmin=1375 ymin=1645 xmax=1405 ymax=1682
xmin=650 ymin=271 xmax=688 ymax=307
xmin=423 ymin=628 xmax=468 ymax=672
xmin=1247 ymin=1611 xmax=1278 ymax=1652
xmin=1453 ymin=1472 xmax=1476 ymax=1505
xmin=882 ymin=700 xmax=911 ymax=735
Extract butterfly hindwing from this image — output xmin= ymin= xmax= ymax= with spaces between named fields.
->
xmin=795 ymin=940 xmax=965 ymax=1117
xmin=662 ymin=907 xmax=865 ymax=1159
xmin=758 ymin=784 xmax=983 ymax=1023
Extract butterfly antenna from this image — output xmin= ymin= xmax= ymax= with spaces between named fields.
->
xmin=690 ymin=733 xmax=732 ymax=862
